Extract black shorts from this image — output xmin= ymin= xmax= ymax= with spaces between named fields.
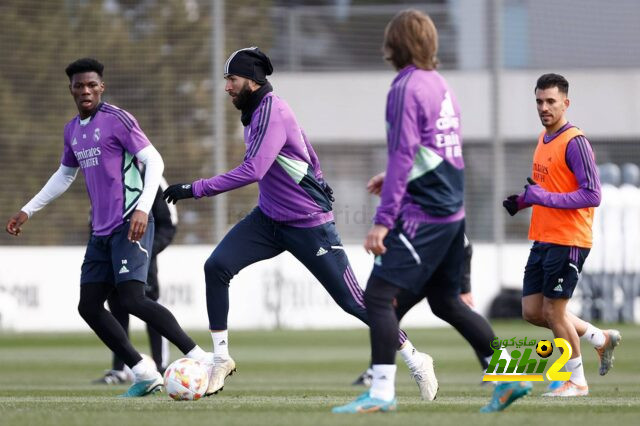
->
xmin=81 ymin=220 xmax=154 ymax=285
xmin=371 ymin=219 xmax=465 ymax=296
xmin=522 ymin=242 xmax=590 ymax=299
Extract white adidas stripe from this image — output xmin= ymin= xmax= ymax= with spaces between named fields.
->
xmin=224 ymin=46 xmax=259 ymax=75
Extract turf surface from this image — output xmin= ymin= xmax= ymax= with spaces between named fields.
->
xmin=1 ymin=321 xmax=638 ymax=426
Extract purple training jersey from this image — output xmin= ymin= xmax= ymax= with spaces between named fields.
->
xmin=375 ymin=65 xmax=465 ymax=229
xmin=192 ymin=93 xmax=334 ymax=227
xmin=61 ymin=102 xmax=150 ymax=235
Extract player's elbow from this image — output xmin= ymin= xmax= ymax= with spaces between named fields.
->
xmin=254 ymin=169 xmax=268 ymax=181
xmin=589 ymin=188 xmax=602 ymax=207
xmin=243 ymin=160 xmax=267 ymax=182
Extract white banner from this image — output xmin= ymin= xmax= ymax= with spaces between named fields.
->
xmin=0 ymin=244 xmax=518 ymax=332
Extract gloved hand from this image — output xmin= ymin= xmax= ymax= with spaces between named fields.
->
xmin=322 ymin=181 xmax=335 ymax=202
xmin=163 ymin=183 xmax=194 ymax=204
xmin=503 ymin=177 xmax=538 ymax=216
xmin=502 ymin=195 xmax=521 ymax=216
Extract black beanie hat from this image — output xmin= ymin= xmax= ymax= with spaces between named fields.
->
xmin=224 ymin=47 xmax=274 ymax=84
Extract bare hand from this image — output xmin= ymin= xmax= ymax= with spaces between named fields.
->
xmin=366 ymin=172 xmax=386 ymax=196
xmin=364 ymin=224 xmax=389 ymax=255
xmin=6 ymin=211 xmax=28 ymax=236
xmin=459 ymin=292 xmax=475 ymax=308
xmin=127 ymin=210 xmax=148 ymax=242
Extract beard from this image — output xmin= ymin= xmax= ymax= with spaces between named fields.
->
xmin=231 ymin=81 xmax=253 ymax=110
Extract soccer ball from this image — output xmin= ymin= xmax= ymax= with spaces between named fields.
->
xmin=163 ymin=358 xmax=209 ymax=401
xmin=536 ymin=340 xmax=554 ymax=358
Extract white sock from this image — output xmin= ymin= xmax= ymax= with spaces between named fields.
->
xmin=565 ymin=356 xmax=587 ymax=386
xmin=398 ymin=340 xmax=420 ymax=370
xmin=131 ymin=358 xmax=156 ymax=381
xmin=582 ymin=324 xmax=606 ymax=348
xmin=369 ymin=364 xmax=396 ymax=401
xmin=483 ymin=350 xmax=512 ymax=373
xmin=186 ymin=345 xmax=209 ymax=363
xmin=211 ymin=330 xmax=230 ymax=361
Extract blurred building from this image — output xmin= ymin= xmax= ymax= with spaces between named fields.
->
xmin=1 ymin=0 xmax=640 ymax=246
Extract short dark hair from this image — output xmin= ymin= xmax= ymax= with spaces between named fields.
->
xmin=65 ymin=58 xmax=104 ymax=80
xmin=535 ymin=73 xmax=569 ymax=95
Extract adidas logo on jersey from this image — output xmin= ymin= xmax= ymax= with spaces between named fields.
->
xmin=554 ymin=284 xmax=563 ymax=292
xmin=316 ymin=247 xmax=328 ymax=256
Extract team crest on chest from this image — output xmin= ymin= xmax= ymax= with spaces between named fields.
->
xmin=94 ymin=128 xmax=101 ymax=142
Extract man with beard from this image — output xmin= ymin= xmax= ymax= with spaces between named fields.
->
xmin=502 ymin=73 xmax=619 ymax=400
xmin=163 ymin=47 xmax=438 ymax=399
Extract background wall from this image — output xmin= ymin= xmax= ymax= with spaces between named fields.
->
xmin=0 ymin=244 xmax=534 ymax=331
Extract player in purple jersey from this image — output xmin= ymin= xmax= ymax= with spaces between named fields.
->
xmin=333 ymin=10 xmax=530 ymax=414
xmin=163 ymin=47 xmax=437 ymax=398
xmin=5 ymin=58 xmax=212 ymax=397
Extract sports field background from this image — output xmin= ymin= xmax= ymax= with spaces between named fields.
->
xmin=1 ymin=321 xmax=638 ymax=426
xmin=2 ymin=2 xmax=640 ymax=425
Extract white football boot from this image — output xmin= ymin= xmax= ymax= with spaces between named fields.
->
xmin=205 ymin=357 xmax=237 ymax=396
xmin=408 ymin=352 xmax=438 ymax=400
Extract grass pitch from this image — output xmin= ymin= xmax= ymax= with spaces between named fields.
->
xmin=0 ymin=321 xmax=638 ymax=426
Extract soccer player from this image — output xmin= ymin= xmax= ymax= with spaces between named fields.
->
xmin=5 ymin=58 xmax=211 ymax=397
xmin=94 ymin=178 xmax=177 ymax=384
xmin=354 ymin=173 xmax=501 ymax=384
xmin=162 ymin=46 xmax=437 ymax=399
xmin=332 ymin=9 xmax=532 ymax=414
xmin=501 ymin=73 xmax=621 ymax=399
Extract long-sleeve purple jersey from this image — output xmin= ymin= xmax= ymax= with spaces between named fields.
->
xmin=192 ymin=93 xmax=334 ymax=227
xmin=375 ymin=65 xmax=465 ymax=229
xmin=523 ymin=122 xmax=601 ymax=209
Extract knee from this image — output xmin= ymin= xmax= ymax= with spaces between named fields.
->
xmin=425 ymin=291 xmax=462 ymax=320
xmin=428 ymin=297 xmax=458 ymax=319
xmin=522 ymin=305 xmax=543 ymax=325
xmin=364 ymin=286 xmax=388 ymax=311
xmin=522 ymin=298 xmax=546 ymax=327
xmin=78 ymin=297 xmax=100 ymax=321
xmin=117 ymin=292 xmax=145 ymax=315
xmin=204 ymin=253 xmax=232 ymax=285
xmin=541 ymin=302 xmax=562 ymax=326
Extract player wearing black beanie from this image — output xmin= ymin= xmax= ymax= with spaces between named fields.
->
xmin=224 ymin=46 xmax=273 ymax=84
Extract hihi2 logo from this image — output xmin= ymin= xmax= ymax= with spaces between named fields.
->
xmin=483 ymin=337 xmax=572 ymax=382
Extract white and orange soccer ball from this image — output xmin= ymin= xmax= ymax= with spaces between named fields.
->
xmin=163 ymin=358 xmax=209 ymax=401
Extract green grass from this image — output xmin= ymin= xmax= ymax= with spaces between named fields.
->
xmin=1 ymin=321 xmax=639 ymax=426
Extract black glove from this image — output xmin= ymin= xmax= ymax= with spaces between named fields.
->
xmin=322 ymin=181 xmax=335 ymax=202
xmin=502 ymin=195 xmax=520 ymax=216
xmin=503 ymin=177 xmax=537 ymax=216
xmin=163 ymin=183 xmax=194 ymax=204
